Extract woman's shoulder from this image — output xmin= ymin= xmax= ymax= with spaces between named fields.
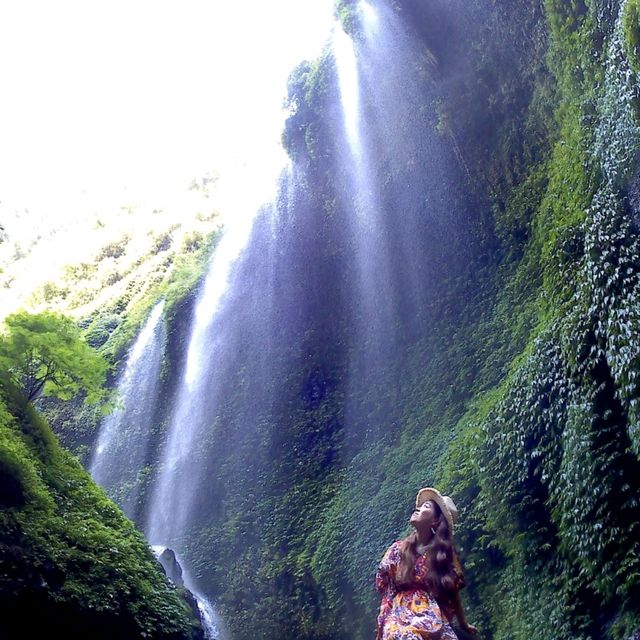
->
xmin=380 ymin=540 xmax=403 ymax=562
xmin=390 ymin=539 xmax=405 ymax=552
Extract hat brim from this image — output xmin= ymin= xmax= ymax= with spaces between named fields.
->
xmin=415 ymin=487 xmax=455 ymax=534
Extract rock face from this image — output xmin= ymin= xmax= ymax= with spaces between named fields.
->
xmin=153 ymin=546 xmax=211 ymax=640
xmin=157 ymin=547 xmax=185 ymax=587
xmin=182 ymin=589 xmax=208 ymax=640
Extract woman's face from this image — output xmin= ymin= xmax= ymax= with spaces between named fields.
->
xmin=410 ymin=499 xmax=440 ymax=532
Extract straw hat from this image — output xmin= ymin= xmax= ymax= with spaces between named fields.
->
xmin=415 ymin=487 xmax=458 ymax=533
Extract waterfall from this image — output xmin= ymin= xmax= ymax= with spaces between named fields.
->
xmin=108 ymin=1 xmax=475 ymax=634
xmin=144 ymin=0 xmax=334 ymax=569
xmin=145 ymin=187 xmax=263 ymax=546
xmin=333 ymin=26 xmax=363 ymax=163
xmin=143 ymin=170 xmax=294 ymax=640
xmin=331 ymin=3 xmax=421 ymax=449
xmin=90 ymin=300 xmax=165 ymax=521
xmin=329 ymin=1 xmax=476 ymax=451
xmin=333 ymin=10 xmax=397 ymax=370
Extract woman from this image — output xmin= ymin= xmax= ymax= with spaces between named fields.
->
xmin=375 ymin=487 xmax=477 ymax=640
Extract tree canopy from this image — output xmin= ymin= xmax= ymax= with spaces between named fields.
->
xmin=0 ymin=311 xmax=109 ymax=406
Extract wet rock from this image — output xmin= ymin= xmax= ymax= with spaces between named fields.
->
xmin=156 ymin=547 xmax=184 ymax=587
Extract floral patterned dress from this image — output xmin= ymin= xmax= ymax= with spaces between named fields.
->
xmin=375 ymin=541 xmax=461 ymax=640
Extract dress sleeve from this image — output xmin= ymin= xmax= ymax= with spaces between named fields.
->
xmin=375 ymin=542 xmax=401 ymax=640
xmin=375 ymin=542 xmax=400 ymax=595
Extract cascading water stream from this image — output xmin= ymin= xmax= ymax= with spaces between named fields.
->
xmin=88 ymin=299 xmax=225 ymax=639
xmin=330 ymin=0 xmax=476 ymax=452
xmin=332 ymin=9 xmax=397 ymax=366
xmin=115 ymin=4 xmax=339 ymax=635
xmin=145 ymin=175 xmax=274 ymax=547
xmin=143 ymin=167 xmax=294 ymax=640
xmin=331 ymin=3 xmax=424 ymax=449
xmin=90 ymin=300 xmax=165 ymax=520
xmin=338 ymin=0 xmax=464 ymax=330
xmin=333 ymin=25 xmax=364 ymax=165
xmin=144 ymin=0 xmax=337 ymax=558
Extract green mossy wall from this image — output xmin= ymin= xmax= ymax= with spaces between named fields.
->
xmin=0 ymin=384 xmax=203 ymax=639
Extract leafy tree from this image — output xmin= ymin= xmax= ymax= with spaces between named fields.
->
xmin=0 ymin=311 xmax=110 ymax=406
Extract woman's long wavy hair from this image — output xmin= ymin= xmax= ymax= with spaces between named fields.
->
xmin=395 ymin=500 xmax=462 ymax=611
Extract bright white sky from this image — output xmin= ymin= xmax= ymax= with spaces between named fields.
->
xmin=0 ymin=0 xmax=335 ymax=233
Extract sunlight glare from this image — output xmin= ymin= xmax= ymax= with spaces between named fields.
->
xmin=0 ymin=0 xmax=334 ymax=318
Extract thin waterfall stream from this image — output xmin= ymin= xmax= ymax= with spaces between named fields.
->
xmin=90 ymin=300 xmax=165 ymax=520
xmin=145 ymin=197 xmax=262 ymax=548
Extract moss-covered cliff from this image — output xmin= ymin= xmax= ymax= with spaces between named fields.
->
xmin=0 ymin=383 xmax=204 ymax=639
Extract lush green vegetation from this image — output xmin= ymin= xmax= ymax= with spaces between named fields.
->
xmin=0 ymin=311 xmax=110 ymax=406
xmin=405 ymin=1 xmax=640 ymax=638
xmin=624 ymin=0 xmax=640 ymax=71
xmin=0 ymin=189 xmax=220 ymax=323
xmin=83 ymin=224 xmax=220 ymax=365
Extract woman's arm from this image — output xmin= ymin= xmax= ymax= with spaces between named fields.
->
xmin=452 ymin=591 xmax=477 ymax=635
